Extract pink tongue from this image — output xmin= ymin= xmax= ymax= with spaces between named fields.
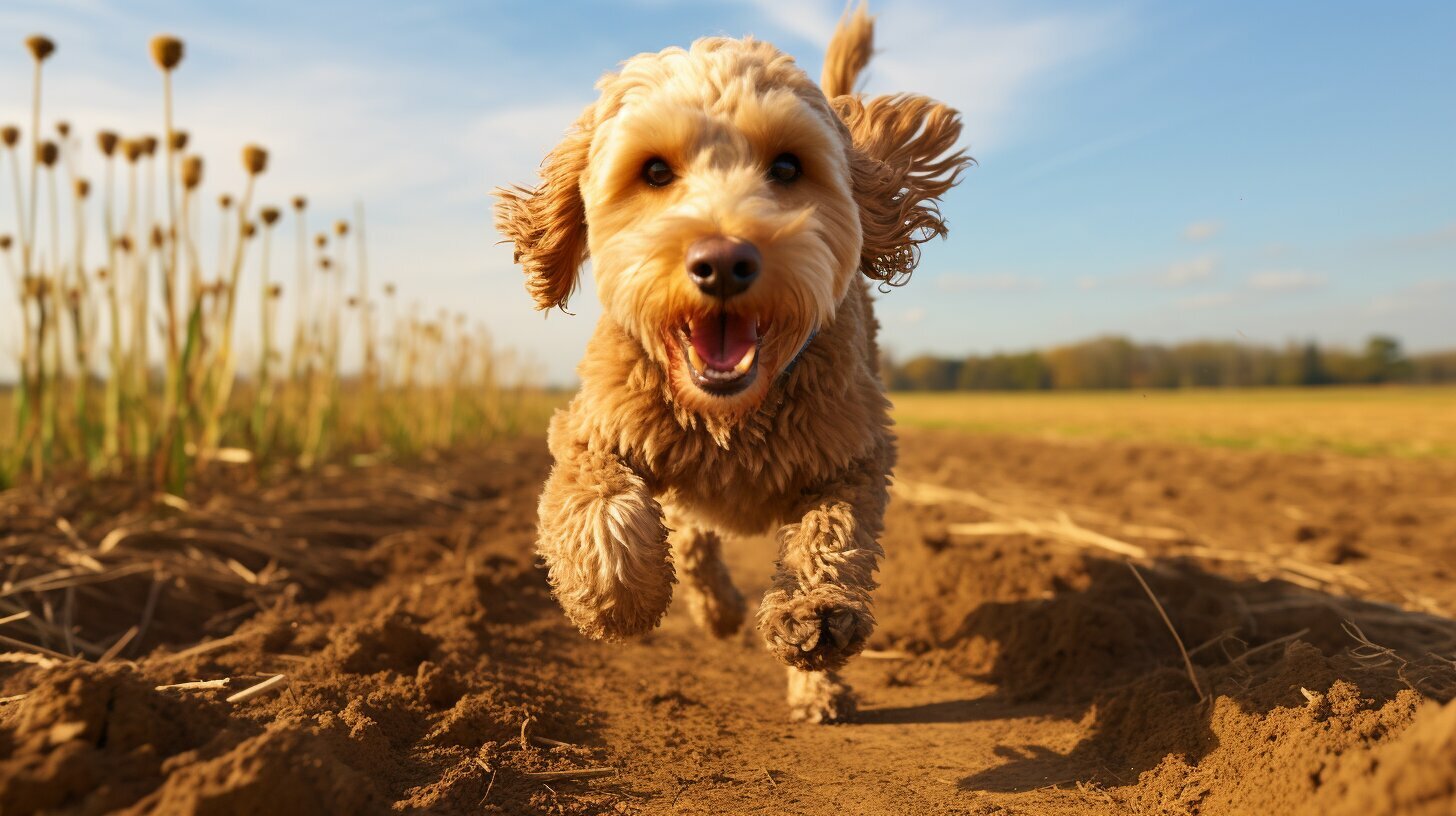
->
xmin=690 ymin=313 xmax=757 ymax=371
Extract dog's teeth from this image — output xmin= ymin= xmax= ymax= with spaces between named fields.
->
xmin=733 ymin=346 xmax=757 ymax=374
xmin=686 ymin=343 xmax=708 ymax=373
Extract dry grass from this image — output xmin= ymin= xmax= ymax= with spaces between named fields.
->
xmin=0 ymin=32 xmax=543 ymax=490
xmin=892 ymin=387 xmax=1456 ymax=459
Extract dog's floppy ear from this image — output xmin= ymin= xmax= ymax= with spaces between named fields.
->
xmin=495 ymin=105 xmax=596 ymax=311
xmin=834 ymin=94 xmax=972 ymax=286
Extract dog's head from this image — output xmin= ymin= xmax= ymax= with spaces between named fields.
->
xmin=497 ymin=10 xmax=968 ymax=416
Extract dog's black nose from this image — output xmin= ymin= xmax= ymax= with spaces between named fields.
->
xmin=686 ymin=236 xmax=760 ymax=298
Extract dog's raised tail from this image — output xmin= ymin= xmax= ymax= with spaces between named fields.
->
xmin=821 ymin=2 xmax=874 ymax=99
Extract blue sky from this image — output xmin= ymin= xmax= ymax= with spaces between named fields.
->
xmin=1 ymin=0 xmax=1453 ymax=383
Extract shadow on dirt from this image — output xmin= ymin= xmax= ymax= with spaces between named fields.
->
xmin=932 ymin=554 xmax=1456 ymax=793
xmin=855 ymin=696 xmax=1070 ymax=726
xmin=867 ymin=525 xmax=1456 ymax=796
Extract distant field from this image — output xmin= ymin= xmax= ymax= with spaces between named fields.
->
xmin=891 ymin=386 xmax=1456 ymax=458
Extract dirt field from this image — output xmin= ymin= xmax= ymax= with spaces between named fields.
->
xmin=2 ymin=425 xmax=1455 ymax=815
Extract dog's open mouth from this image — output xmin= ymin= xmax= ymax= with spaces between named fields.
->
xmin=679 ymin=311 xmax=760 ymax=396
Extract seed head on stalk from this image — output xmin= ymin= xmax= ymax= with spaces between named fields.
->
xmin=140 ymin=135 xmax=158 ymax=157
xmin=1 ymin=126 xmax=18 ymax=147
xmin=97 ymin=130 xmax=119 ymax=156
xmin=36 ymin=141 xmax=58 ymax=167
xmin=149 ymin=34 xmax=184 ymax=71
xmin=242 ymin=222 xmax=257 ymax=239
xmin=122 ymin=139 xmax=144 ymax=164
xmin=182 ymin=155 xmax=203 ymax=189
xmin=334 ymin=220 xmax=349 ymax=238
xmin=219 ymin=193 xmax=233 ymax=209
xmin=243 ymin=144 xmax=268 ymax=176
xmin=268 ymin=283 xmax=283 ymax=299
xmin=0 ymin=235 xmax=11 ymax=250
xmin=260 ymin=206 xmax=280 ymax=226
xmin=74 ymin=178 xmax=90 ymax=198
xmin=151 ymin=34 xmax=190 ymax=494
xmin=315 ymin=233 xmax=327 ymax=249
xmin=25 ymin=35 xmax=56 ymax=63
xmin=55 ymin=120 xmax=69 ymax=138
xmin=291 ymin=195 xmax=306 ymax=211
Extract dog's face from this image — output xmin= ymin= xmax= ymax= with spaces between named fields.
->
xmin=498 ymin=36 xmax=966 ymax=417
xmin=583 ymin=40 xmax=860 ymax=413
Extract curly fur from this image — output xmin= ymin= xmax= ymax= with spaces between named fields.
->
xmin=669 ymin=523 xmax=746 ymax=639
xmin=496 ymin=4 xmax=969 ymax=722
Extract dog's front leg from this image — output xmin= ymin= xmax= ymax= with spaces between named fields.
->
xmin=757 ymin=462 xmax=887 ymax=673
xmin=536 ymin=444 xmax=674 ymax=641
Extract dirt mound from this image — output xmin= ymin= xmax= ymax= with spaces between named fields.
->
xmin=1 ymin=444 xmax=619 ymax=815
xmin=2 ymin=430 xmax=1455 ymax=814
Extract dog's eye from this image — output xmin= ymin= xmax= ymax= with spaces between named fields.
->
xmin=768 ymin=153 xmax=802 ymax=183
xmin=641 ymin=158 xmax=675 ymax=187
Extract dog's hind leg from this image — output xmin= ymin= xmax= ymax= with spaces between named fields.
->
xmin=536 ymin=435 xmax=675 ymax=641
xmin=786 ymin=666 xmax=856 ymax=723
xmin=669 ymin=524 xmax=746 ymax=638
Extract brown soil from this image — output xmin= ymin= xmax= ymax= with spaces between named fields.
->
xmin=2 ymin=429 xmax=1455 ymax=815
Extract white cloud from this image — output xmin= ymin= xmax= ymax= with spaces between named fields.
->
xmin=1079 ymin=254 xmax=1217 ymax=291
xmin=1182 ymin=220 xmax=1222 ymax=242
xmin=747 ymin=0 xmax=1126 ymax=152
xmin=935 ymin=272 xmax=1043 ymax=293
xmin=1177 ymin=292 xmax=1235 ymax=310
xmin=1247 ymin=269 xmax=1326 ymax=292
xmin=901 ymin=306 xmax=926 ymax=324
xmin=1368 ymin=279 xmax=1456 ymax=316
xmin=1157 ymin=255 xmax=1218 ymax=287
xmin=1381 ymin=221 xmax=1456 ymax=252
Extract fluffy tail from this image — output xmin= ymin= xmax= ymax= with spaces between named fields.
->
xmin=821 ymin=2 xmax=874 ymax=98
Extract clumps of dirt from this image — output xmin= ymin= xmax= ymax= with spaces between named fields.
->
xmin=323 ymin=610 xmax=438 ymax=675
xmin=1120 ymin=675 xmax=1424 ymax=816
xmin=1325 ymin=696 xmax=1456 ymax=816
xmin=0 ymin=443 xmax=622 ymax=815
xmin=3 ymin=430 xmax=1455 ymax=815
xmin=0 ymin=663 xmax=236 ymax=815
xmin=133 ymin=719 xmax=385 ymax=815
xmin=875 ymin=429 xmax=1456 ymax=814
xmin=0 ymin=457 xmax=495 ymax=660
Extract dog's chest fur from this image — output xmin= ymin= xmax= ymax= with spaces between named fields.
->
xmin=550 ymin=281 xmax=893 ymax=536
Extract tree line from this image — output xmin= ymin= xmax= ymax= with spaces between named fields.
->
xmin=882 ymin=335 xmax=1456 ymax=391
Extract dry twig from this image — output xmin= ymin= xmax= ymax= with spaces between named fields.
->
xmin=522 ymin=768 xmax=616 ymax=782
xmin=1127 ymin=562 xmax=1205 ymax=702
xmin=226 ymin=673 xmax=287 ymax=703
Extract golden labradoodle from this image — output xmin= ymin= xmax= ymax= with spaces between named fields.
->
xmin=496 ymin=5 xmax=969 ymax=722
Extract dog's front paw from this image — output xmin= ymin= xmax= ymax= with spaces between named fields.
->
xmin=757 ymin=584 xmax=873 ymax=671
xmin=537 ymin=456 xmax=674 ymax=641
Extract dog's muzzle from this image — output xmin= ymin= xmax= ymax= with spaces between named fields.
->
xmin=679 ymin=311 xmax=760 ymax=396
